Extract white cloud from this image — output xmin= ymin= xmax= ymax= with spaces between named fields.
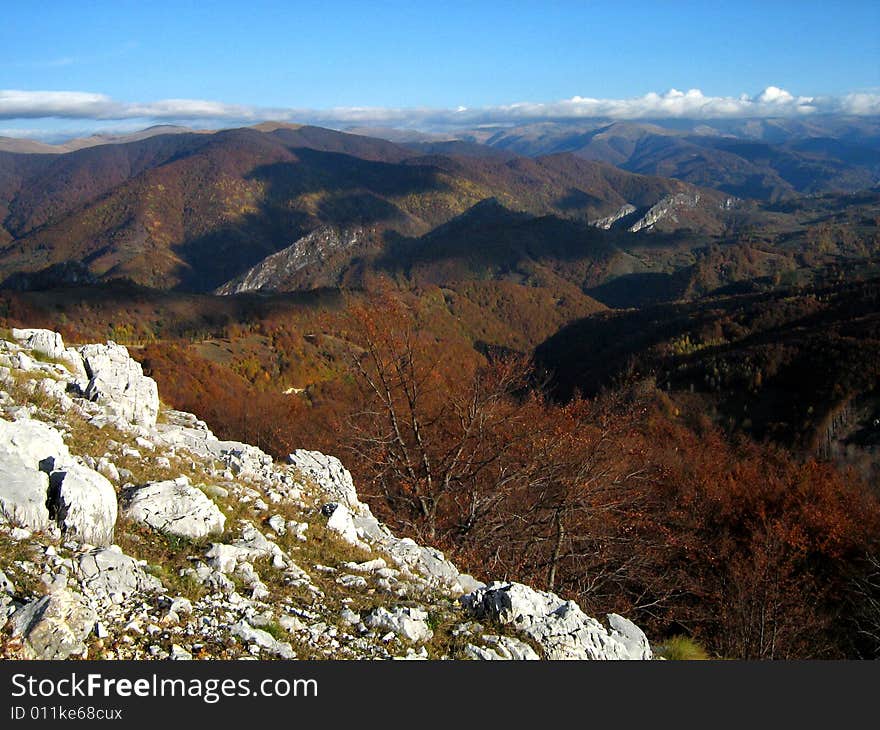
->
xmin=0 ymin=87 xmax=877 ymax=132
xmin=0 ymin=90 xmax=118 ymax=119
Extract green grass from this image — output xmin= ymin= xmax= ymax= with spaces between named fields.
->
xmin=259 ymin=620 xmax=288 ymax=642
xmin=115 ymin=517 xmax=210 ymax=602
xmin=0 ymin=532 xmax=47 ymax=600
xmin=29 ymin=350 xmax=72 ymax=372
xmin=654 ymin=635 xmax=711 ymax=660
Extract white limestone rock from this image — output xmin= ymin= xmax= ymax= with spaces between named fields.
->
xmin=607 ymin=613 xmax=653 ymax=660
xmin=462 ymin=581 xmax=652 ymax=660
xmin=48 ymin=463 xmax=117 ymax=547
xmin=325 ymin=502 xmax=368 ymax=549
xmin=288 ymin=449 xmax=366 ymax=513
xmin=205 ymin=522 xmax=311 ymax=590
xmin=170 ymin=644 xmax=192 ymax=660
xmin=77 ymin=342 xmax=159 ymax=427
xmin=0 ymin=568 xmax=15 ymax=595
xmin=364 ymin=606 xmax=434 ymax=643
xmin=231 ymin=620 xmax=296 ymax=659
xmin=0 ymin=415 xmax=73 ymax=532
xmin=0 ymin=454 xmax=50 ymax=532
xmin=0 ymin=568 xmax=15 ymax=616
xmin=381 ymin=534 xmax=463 ymax=591
xmin=628 ymin=192 xmax=701 ymax=233
xmin=465 ymin=634 xmax=540 ymax=660
xmin=0 ymin=416 xmax=71 ymax=470
xmin=10 ymin=589 xmax=97 ymax=660
xmin=267 ymin=514 xmax=286 ymax=535
xmin=123 ymin=477 xmax=226 ymax=540
xmin=343 ymin=558 xmax=387 ymax=573
xmin=589 ymin=203 xmax=637 ymax=230
xmin=96 ymin=457 xmax=120 ymax=483
xmin=220 ymin=442 xmax=272 ymax=478
xmin=76 ymin=546 xmax=163 ymax=601
xmin=11 ymin=328 xmax=65 ymax=361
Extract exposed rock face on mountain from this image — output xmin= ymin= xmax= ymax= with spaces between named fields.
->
xmin=589 ymin=203 xmax=637 ymax=230
xmin=628 ymin=192 xmax=702 ymax=233
xmin=216 ymin=227 xmax=370 ymax=294
xmin=587 ymin=193 xmax=714 ymax=233
xmin=0 ymin=327 xmax=653 ymax=660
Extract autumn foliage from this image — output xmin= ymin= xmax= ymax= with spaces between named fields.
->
xmin=108 ymin=289 xmax=880 ymax=659
xmin=314 ymin=292 xmax=880 ymax=658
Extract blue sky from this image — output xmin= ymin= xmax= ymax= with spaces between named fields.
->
xmin=1 ymin=0 xmax=879 ymax=138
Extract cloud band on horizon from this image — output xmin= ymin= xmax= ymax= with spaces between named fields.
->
xmin=1 ymin=87 xmax=879 ymax=132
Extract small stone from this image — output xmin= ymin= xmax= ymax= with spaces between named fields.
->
xmin=267 ymin=515 xmax=286 ymax=535
xmin=170 ymin=644 xmax=192 ymax=660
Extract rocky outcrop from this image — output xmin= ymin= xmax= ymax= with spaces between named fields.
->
xmin=11 ymin=328 xmax=66 ymax=361
xmin=0 ymin=328 xmax=654 ymax=661
xmin=0 ymin=415 xmax=71 ymax=470
xmin=288 ymin=450 xmax=366 ymax=514
xmin=589 ymin=203 xmax=637 ymax=230
xmin=465 ymin=634 xmax=539 ymax=660
xmin=215 ymin=226 xmax=368 ymax=295
xmin=122 ymin=477 xmax=226 ymax=540
xmin=462 ymin=581 xmax=653 ymax=660
xmin=10 ymin=589 xmax=97 ymax=660
xmin=78 ymin=342 xmax=159 ymax=427
xmin=606 ymin=612 xmax=653 ymax=660
xmin=0 ymin=456 xmax=51 ymax=533
xmin=628 ymin=192 xmax=701 ymax=233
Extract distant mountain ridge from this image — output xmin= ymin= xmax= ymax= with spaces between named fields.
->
xmin=457 ymin=116 xmax=880 ymax=200
xmin=0 ymin=125 xmax=202 ymax=154
xmin=0 ymin=123 xmax=729 ymax=292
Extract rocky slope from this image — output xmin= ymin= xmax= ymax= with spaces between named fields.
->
xmin=0 ymin=328 xmax=653 ymax=660
xmin=214 ymin=226 xmax=374 ymax=294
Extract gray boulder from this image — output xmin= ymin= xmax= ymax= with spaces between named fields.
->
xmin=462 ymin=581 xmax=652 ymax=660
xmin=10 ymin=589 xmax=97 ymax=659
xmin=78 ymin=342 xmax=159 ymax=427
xmin=0 ymin=416 xmax=71 ymax=470
xmin=123 ymin=477 xmax=226 ymax=540
xmin=0 ymin=417 xmax=73 ymax=532
xmin=0 ymin=455 xmax=50 ymax=532
xmin=48 ymin=463 xmax=117 ymax=546
xmin=76 ymin=547 xmax=163 ymax=601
